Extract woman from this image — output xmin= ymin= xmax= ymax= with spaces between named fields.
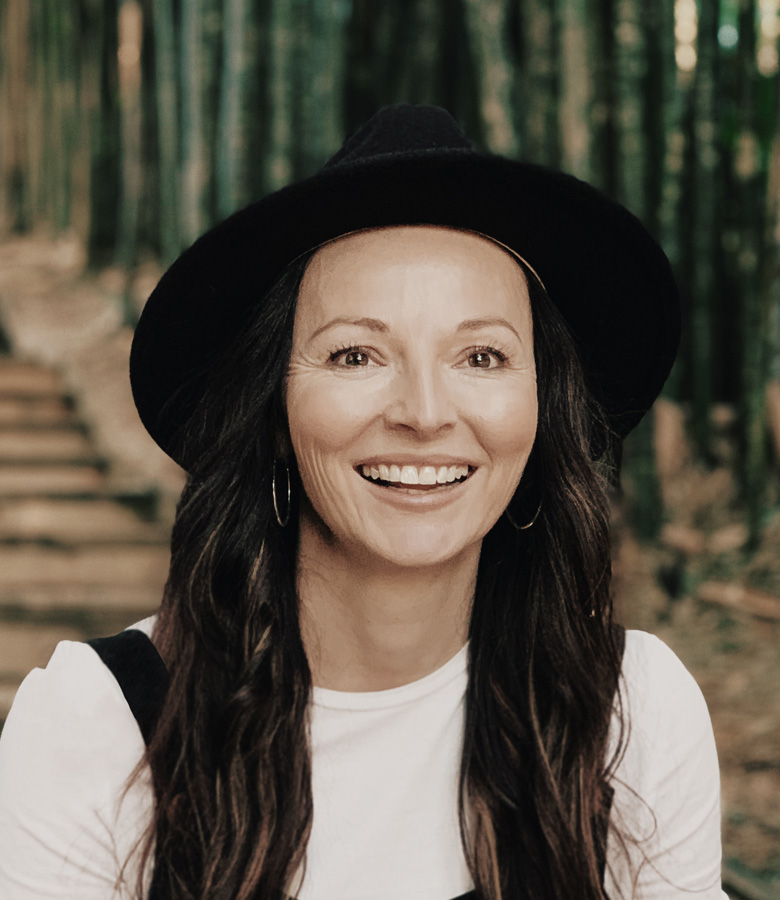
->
xmin=0 ymin=105 xmax=725 ymax=900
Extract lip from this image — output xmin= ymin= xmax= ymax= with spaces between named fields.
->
xmin=355 ymin=456 xmax=477 ymax=469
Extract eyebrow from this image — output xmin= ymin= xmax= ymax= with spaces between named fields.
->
xmin=309 ymin=315 xmax=523 ymax=343
xmin=309 ymin=317 xmax=389 ymax=342
xmin=456 ymin=317 xmax=523 ymax=342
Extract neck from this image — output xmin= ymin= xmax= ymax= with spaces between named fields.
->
xmin=296 ymin=519 xmax=477 ymax=692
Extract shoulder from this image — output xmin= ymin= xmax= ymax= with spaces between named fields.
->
xmin=0 ymin=625 xmax=155 ymax=896
xmin=0 ymin=616 xmax=159 ymax=797
xmin=0 ymin=632 xmax=147 ymax=786
xmin=619 ymin=630 xmax=714 ymax=748
xmin=607 ymin=631 xmax=725 ymax=898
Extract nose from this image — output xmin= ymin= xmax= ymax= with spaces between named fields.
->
xmin=384 ymin=361 xmax=457 ymax=435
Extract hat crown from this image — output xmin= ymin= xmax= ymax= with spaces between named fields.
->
xmin=324 ymin=104 xmax=473 ymax=169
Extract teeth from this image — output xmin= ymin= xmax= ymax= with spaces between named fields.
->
xmin=400 ymin=466 xmax=418 ymax=484
xmin=419 ymin=466 xmax=437 ymax=485
xmin=360 ymin=464 xmax=470 ymax=485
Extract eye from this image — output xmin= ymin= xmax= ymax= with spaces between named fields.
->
xmin=467 ymin=346 xmax=508 ymax=368
xmin=329 ymin=345 xmax=373 ymax=367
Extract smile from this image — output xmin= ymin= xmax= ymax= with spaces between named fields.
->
xmin=358 ymin=463 xmax=474 ymax=491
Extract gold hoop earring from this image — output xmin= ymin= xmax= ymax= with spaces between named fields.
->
xmin=504 ymin=501 xmax=542 ymax=531
xmin=272 ymin=458 xmax=291 ymax=528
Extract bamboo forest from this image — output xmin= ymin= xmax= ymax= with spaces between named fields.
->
xmin=0 ymin=0 xmax=778 ymax=894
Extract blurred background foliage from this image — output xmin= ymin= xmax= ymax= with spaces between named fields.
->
xmin=0 ymin=0 xmax=779 ymax=545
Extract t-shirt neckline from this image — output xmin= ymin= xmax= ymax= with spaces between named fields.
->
xmin=312 ymin=642 xmax=469 ymax=711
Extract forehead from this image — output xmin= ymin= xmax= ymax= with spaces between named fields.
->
xmin=295 ymin=226 xmax=531 ymax=326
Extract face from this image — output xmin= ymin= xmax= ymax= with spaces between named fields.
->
xmin=284 ymin=226 xmax=537 ymax=571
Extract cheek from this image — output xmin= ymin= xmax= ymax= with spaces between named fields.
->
xmin=285 ymin=378 xmax=375 ymax=474
xmin=473 ymin=383 xmax=538 ymax=456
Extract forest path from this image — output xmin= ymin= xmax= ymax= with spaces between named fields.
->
xmin=0 ymin=356 xmax=169 ymax=719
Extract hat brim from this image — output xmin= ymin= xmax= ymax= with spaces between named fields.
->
xmin=130 ymin=150 xmax=680 ymax=466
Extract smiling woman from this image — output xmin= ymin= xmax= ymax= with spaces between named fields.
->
xmin=0 ymin=106 xmax=725 ymax=900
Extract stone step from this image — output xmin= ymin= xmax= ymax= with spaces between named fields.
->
xmin=0 ymin=584 xmax=161 ymax=621
xmin=0 ymin=622 xmax=101 ymax=722
xmin=0 ymin=497 xmax=169 ymax=544
xmin=0 ymin=621 xmax=85 ymax=680
xmin=0 ymin=545 xmax=170 ymax=589
xmin=0 ymin=361 xmax=64 ymax=396
xmin=0 ymin=463 xmax=106 ymax=495
xmin=0 ymin=395 xmax=75 ymax=426
xmin=0 ymin=427 xmax=96 ymax=462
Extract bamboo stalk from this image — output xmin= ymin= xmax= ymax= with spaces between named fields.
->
xmin=116 ymin=0 xmax=144 ymax=303
xmin=612 ymin=0 xmax=663 ymax=538
xmin=1 ymin=0 xmax=31 ymax=231
xmin=557 ymin=0 xmax=594 ymax=181
xmin=71 ymin=0 xmax=94 ymax=242
xmin=613 ymin=0 xmax=647 ymax=217
xmin=216 ymin=0 xmax=250 ymax=217
xmin=735 ymin=0 xmax=767 ymax=545
xmin=179 ymin=0 xmax=209 ymax=243
xmin=518 ymin=0 xmax=559 ymax=165
xmin=462 ymin=0 xmax=519 ymax=156
xmin=264 ymin=0 xmax=296 ymax=191
xmin=689 ymin=0 xmax=720 ymax=458
xmin=152 ymin=0 xmax=181 ymax=262
xmin=299 ymin=0 xmax=347 ymax=176
xmin=87 ymin=0 xmax=121 ymax=267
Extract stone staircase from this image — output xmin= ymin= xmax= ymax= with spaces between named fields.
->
xmin=0 ymin=358 xmax=171 ymax=723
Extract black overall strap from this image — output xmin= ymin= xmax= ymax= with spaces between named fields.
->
xmin=86 ymin=629 xmax=169 ymax=745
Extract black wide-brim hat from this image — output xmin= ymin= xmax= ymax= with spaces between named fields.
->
xmin=131 ymin=104 xmax=680 ymax=467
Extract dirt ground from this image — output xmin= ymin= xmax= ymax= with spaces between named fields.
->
xmin=0 ymin=233 xmax=778 ymax=890
xmin=615 ymin=417 xmax=780 ymax=886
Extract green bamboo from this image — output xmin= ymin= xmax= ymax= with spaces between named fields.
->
xmin=216 ymin=0 xmax=250 ymax=217
xmin=392 ymin=0 xmax=444 ymax=107
xmin=115 ymin=0 xmax=144 ymax=301
xmin=765 ymin=55 xmax=780 ymax=393
xmin=297 ymin=0 xmax=347 ymax=176
xmin=1 ymin=0 xmax=32 ymax=231
xmin=0 ymin=0 xmax=7 ymax=230
xmin=613 ymin=0 xmax=647 ymax=217
xmin=264 ymin=0 xmax=296 ymax=191
xmin=613 ymin=0 xmax=663 ymax=539
xmin=54 ymin=0 xmax=78 ymax=233
xmin=27 ymin=0 xmax=45 ymax=226
xmin=343 ymin=0 xmax=380 ymax=129
xmin=587 ymin=0 xmax=615 ymax=193
xmin=735 ymin=0 xmax=768 ymax=545
xmin=179 ymin=0 xmax=219 ymax=241
xmin=87 ymin=0 xmax=121 ymax=266
xmin=689 ymin=0 xmax=720 ymax=458
xmin=179 ymin=0 xmax=206 ymax=243
xmin=41 ymin=0 xmax=57 ymax=227
xmin=152 ymin=0 xmax=181 ymax=262
xmin=462 ymin=0 xmax=519 ymax=156
xmin=70 ymin=0 xmax=94 ymax=240
xmin=518 ymin=0 xmax=559 ymax=166
xmin=557 ymin=0 xmax=595 ymax=181
xmin=657 ymin=0 xmax=686 ymax=280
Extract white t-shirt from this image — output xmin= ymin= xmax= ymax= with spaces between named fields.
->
xmin=0 ymin=620 xmax=727 ymax=900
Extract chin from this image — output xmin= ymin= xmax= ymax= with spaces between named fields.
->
xmin=352 ymin=528 xmax=480 ymax=571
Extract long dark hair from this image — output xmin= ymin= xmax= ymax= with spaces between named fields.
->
xmin=131 ymin=242 xmax=626 ymax=900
